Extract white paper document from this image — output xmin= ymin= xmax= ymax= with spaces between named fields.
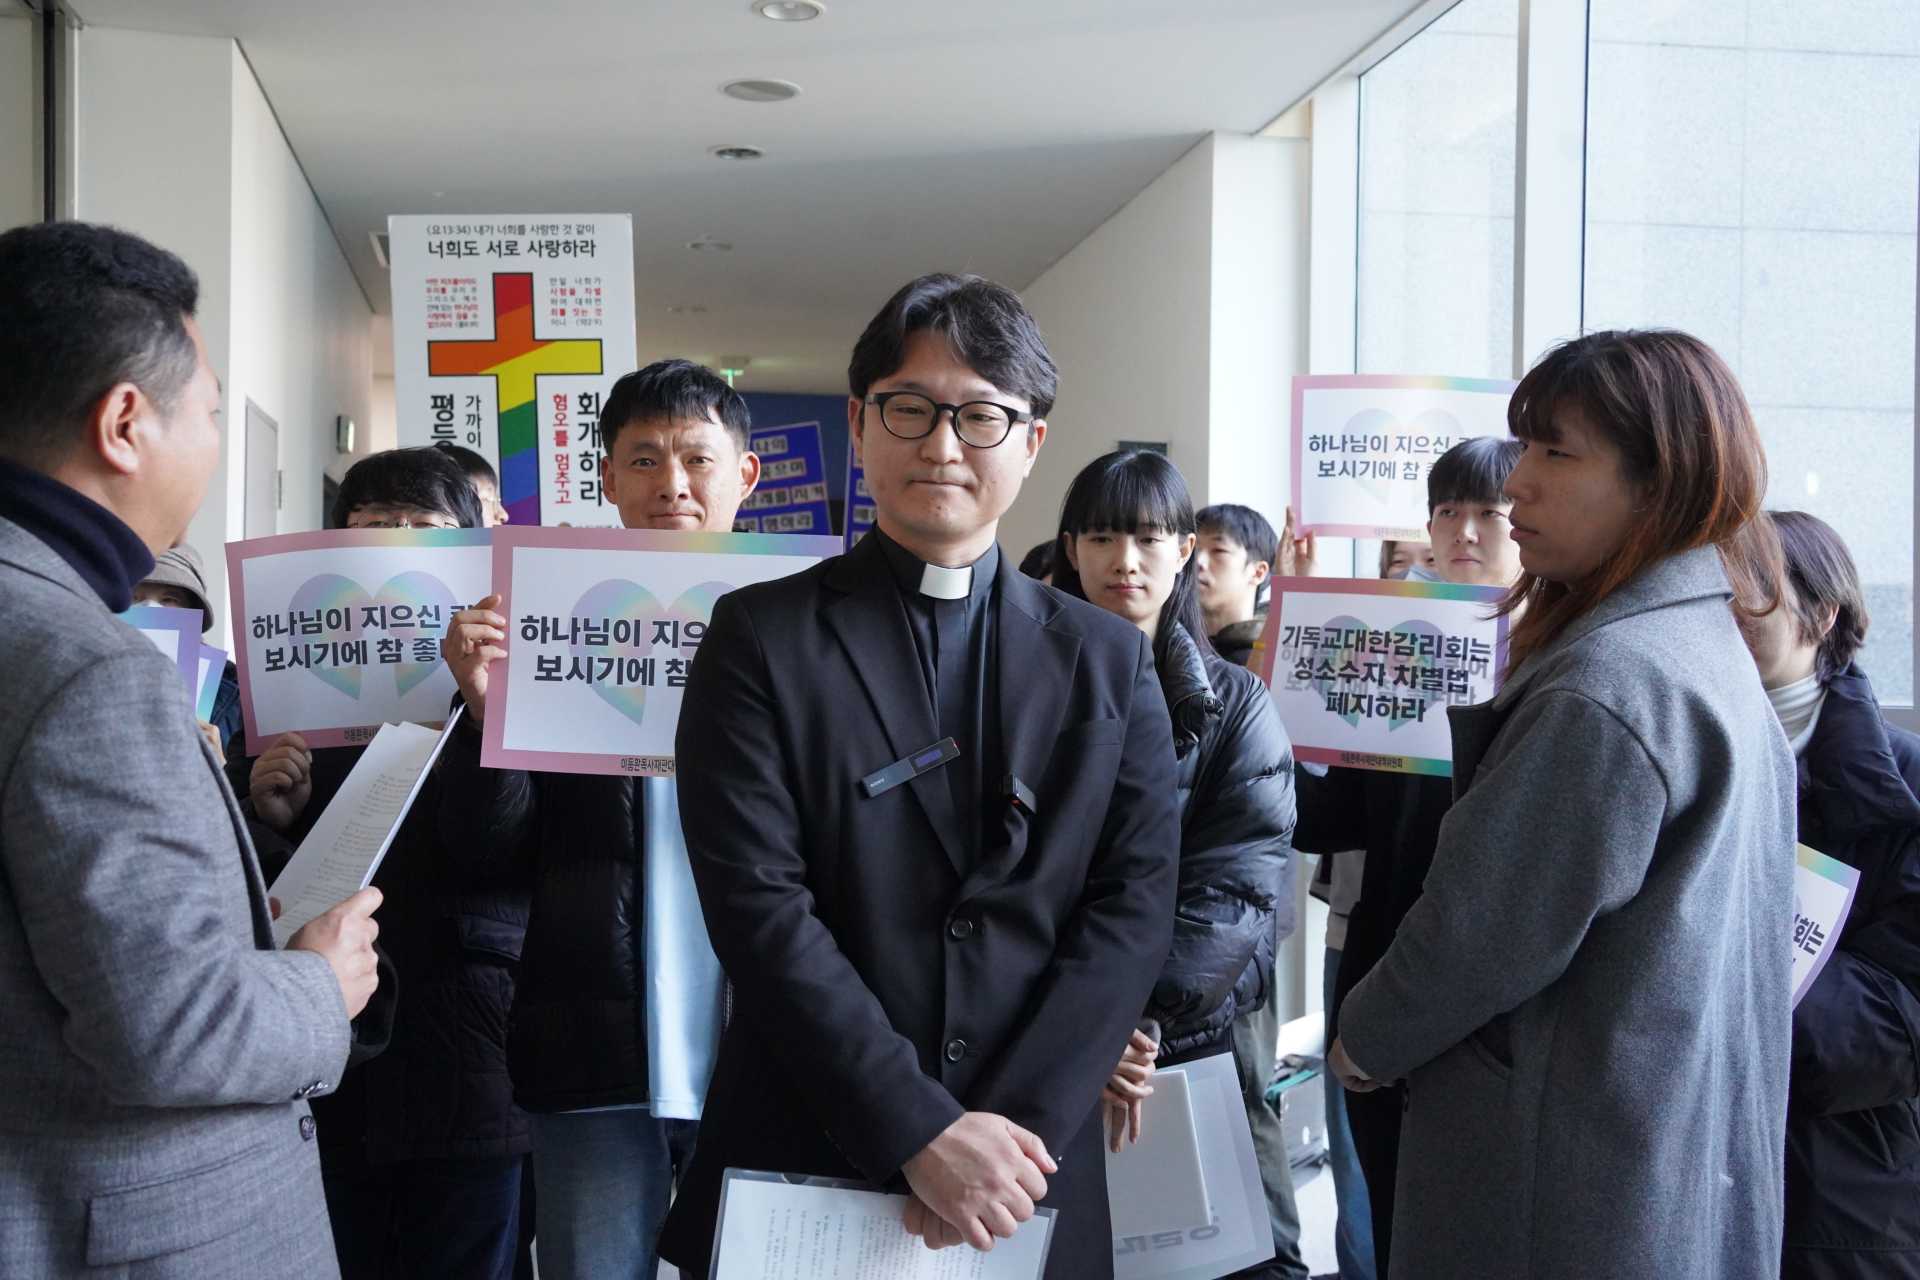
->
xmin=1112 ymin=1051 xmax=1274 ymax=1280
xmin=712 ymin=1171 xmax=1056 ymax=1280
xmin=269 ymin=710 xmax=463 ymax=946
xmin=1107 ymin=1068 xmax=1211 ymax=1237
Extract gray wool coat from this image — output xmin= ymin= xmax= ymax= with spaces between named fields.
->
xmin=0 ymin=517 xmax=350 ymax=1278
xmin=1338 ymin=546 xmax=1797 ymax=1280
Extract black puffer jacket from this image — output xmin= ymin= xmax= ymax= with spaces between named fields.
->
xmin=231 ymin=744 xmax=530 ymax=1163
xmin=1149 ymin=623 xmax=1296 ymax=1062
xmin=1783 ymin=665 xmax=1920 ymax=1279
xmin=436 ymin=721 xmax=650 ymax=1112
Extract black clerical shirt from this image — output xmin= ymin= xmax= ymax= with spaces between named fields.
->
xmin=872 ymin=527 xmax=1000 ymax=869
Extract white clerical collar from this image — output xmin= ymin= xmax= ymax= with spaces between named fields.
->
xmin=919 ymin=561 xmax=972 ymax=601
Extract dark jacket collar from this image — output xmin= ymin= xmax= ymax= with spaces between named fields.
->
xmin=1158 ymin=622 xmax=1223 ymax=760
xmin=1801 ymin=664 xmax=1920 ymax=842
xmin=0 ymin=458 xmax=154 ymax=611
xmin=1495 ymin=546 xmax=1731 ymax=710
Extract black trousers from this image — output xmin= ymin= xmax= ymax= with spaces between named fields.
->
xmin=322 ymin=1150 xmax=524 ymax=1280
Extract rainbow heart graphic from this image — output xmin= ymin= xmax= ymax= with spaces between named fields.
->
xmin=1306 ymin=612 xmax=1443 ymax=731
xmin=286 ymin=570 xmax=459 ymax=698
xmin=567 ymin=578 xmax=732 ymax=726
xmin=1341 ymin=405 xmax=1467 ymax=503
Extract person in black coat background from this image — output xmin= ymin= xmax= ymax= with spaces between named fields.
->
xmin=1053 ymin=450 xmax=1305 ymax=1280
xmin=1291 ymin=436 xmax=1524 ymax=1278
xmin=1738 ymin=511 xmax=1920 ymax=1280
xmin=240 ymin=447 xmax=531 ymax=1280
xmin=657 ymin=275 xmax=1181 ymax=1280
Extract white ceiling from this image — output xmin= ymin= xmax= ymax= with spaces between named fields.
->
xmin=70 ymin=0 xmax=1422 ymax=392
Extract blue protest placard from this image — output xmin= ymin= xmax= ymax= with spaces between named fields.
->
xmin=844 ymin=451 xmax=876 ymax=550
xmin=740 ymin=421 xmax=831 ymax=536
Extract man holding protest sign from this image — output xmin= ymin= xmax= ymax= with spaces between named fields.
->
xmin=0 ymin=221 xmax=376 ymax=1277
xmin=1288 ymin=436 xmax=1522 ymax=1273
xmin=233 ymin=445 xmax=532 ymax=1280
xmin=437 ymin=359 xmax=762 ymax=1280
xmin=654 ymin=274 xmax=1181 ymax=1280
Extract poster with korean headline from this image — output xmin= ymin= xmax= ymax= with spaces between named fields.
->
xmin=1291 ymin=374 xmax=1517 ymax=539
xmin=1254 ymin=578 xmax=1508 ymax=776
xmin=481 ymin=526 xmax=841 ymax=776
xmin=226 ymin=530 xmax=493 ymax=754
xmin=389 ymin=214 xmax=636 ymax=529
xmin=738 ymin=421 xmax=831 ymax=535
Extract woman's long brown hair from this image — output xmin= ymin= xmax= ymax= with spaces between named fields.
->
xmin=1499 ymin=329 xmax=1782 ymax=673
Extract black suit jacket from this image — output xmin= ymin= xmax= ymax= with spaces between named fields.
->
xmin=657 ymin=533 xmax=1181 ymax=1279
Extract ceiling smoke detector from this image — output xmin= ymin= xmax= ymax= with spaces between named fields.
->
xmin=709 ymin=144 xmax=767 ymax=161
xmin=753 ymin=0 xmax=825 ymax=21
xmin=723 ymin=78 xmax=802 ymax=103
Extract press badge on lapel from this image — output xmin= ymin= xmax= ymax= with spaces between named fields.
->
xmin=860 ymin=737 xmax=962 ymax=799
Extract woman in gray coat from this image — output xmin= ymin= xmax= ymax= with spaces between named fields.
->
xmin=1329 ymin=329 xmax=1798 ymax=1280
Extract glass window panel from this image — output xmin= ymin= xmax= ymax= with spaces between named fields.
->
xmin=1356 ymin=0 xmax=1520 ymax=381
xmin=1585 ymin=0 xmax=1919 ymax=702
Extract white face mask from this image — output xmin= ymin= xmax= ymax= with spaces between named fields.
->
xmin=1403 ymin=561 xmax=1443 ymax=583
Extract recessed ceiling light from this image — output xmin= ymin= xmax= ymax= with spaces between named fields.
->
xmin=666 ymin=304 xmax=710 ymax=315
xmin=753 ymin=0 xmax=824 ymax=21
xmin=723 ymin=78 xmax=801 ymax=103
xmin=709 ymin=144 xmax=766 ymax=161
xmin=687 ymin=238 xmax=734 ymax=253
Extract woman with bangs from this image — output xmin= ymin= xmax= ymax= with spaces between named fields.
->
xmin=1054 ymin=450 xmax=1308 ymax=1279
xmin=1328 ymin=330 xmax=1797 ymax=1279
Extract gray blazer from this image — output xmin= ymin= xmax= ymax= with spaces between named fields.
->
xmin=0 ymin=517 xmax=349 ymax=1278
xmin=1340 ymin=547 xmax=1796 ymax=1280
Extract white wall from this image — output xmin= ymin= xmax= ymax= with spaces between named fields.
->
xmin=75 ymin=28 xmax=373 ymax=646
xmin=1206 ymin=134 xmax=1310 ymax=515
xmin=0 ymin=11 xmax=39 ymax=231
xmin=1011 ymin=138 xmax=1215 ymax=562
xmin=1013 ymin=134 xmax=1311 ymax=560
xmin=76 ymin=27 xmax=237 ymax=632
xmin=228 ymin=42 xmax=375 ymax=536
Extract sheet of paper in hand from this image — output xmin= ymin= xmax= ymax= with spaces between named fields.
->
xmin=482 ymin=526 xmax=840 ymax=776
xmin=1254 ymin=577 xmax=1508 ymax=776
xmin=118 ymin=605 xmax=202 ymax=697
xmin=1793 ymin=843 xmax=1862 ymax=1007
xmin=711 ymin=1170 xmax=1056 ymax=1280
xmin=1112 ymin=1051 xmax=1273 ymax=1280
xmin=1107 ymin=1067 xmax=1211 ymax=1237
xmin=226 ymin=528 xmax=493 ymax=753
xmin=1290 ymin=374 xmax=1516 ymax=539
xmin=195 ymin=643 xmax=227 ymax=721
xmin=269 ymin=711 xmax=464 ymax=946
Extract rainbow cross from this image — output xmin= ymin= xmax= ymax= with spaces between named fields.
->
xmin=429 ymin=273 xmax=603 ymax=525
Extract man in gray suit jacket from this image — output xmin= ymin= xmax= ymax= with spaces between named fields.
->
xmin=0 ymin=221 xmax=382 ymax=1277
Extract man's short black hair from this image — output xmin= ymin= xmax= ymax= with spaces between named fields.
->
xmin=1428 ymin=437 xmax=1523 ymax=512
xmin=330 ymin=447 xmax=484 ymax=530
xmin=0 ymin=221 xmax=201 ymax=465
xmin=599 ymin=359 xmax=751 ymax=455
xmin=848 ymin=273 xmax=1058 ymax=419
xmin=1196 ymin=503 xmax=1278 ymax=567
xmin=434 ymin=441 xmax=497 ymax=488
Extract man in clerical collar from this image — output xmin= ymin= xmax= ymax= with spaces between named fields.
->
xmin=658 ymin=273 xmax=1181 ymax=1280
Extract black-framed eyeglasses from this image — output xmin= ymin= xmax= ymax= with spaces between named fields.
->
xmin=866 ymin=391 xmax=1031 ymax=449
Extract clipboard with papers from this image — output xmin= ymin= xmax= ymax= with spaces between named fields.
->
xmin=710 ymin=1168 xmax=1057 ymax=1280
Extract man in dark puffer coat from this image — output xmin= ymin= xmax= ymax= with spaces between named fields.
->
xmin=1782 ymin=665 xmax=1920 ymax=1279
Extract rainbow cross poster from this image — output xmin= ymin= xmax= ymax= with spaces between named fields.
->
xmin=389 ymin=215 xmax=636 ymax=528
